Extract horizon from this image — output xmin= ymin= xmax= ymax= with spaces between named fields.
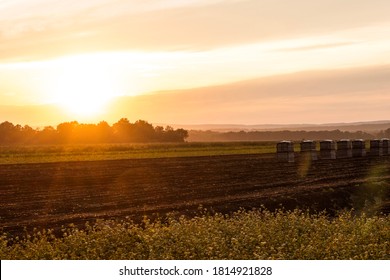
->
xmin=1 ymin=0 xmax=390 ymax=126
xmin=2 ymin=116 xmax=390 ymax=132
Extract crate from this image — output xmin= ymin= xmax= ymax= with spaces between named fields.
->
xmin=352 ymin=139 xmax=366 ymax=157
xmin=319 ymin=140 xmax=336 ymax=159
xmin=276 ymin=141 xmax=294 ymax=162
xmin=336 ymin=139 xmax=352 ymax=158
xmin=370 ymin=139 xmax=383 ymax=156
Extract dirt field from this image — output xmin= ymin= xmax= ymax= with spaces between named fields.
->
xmin=1 ymin=153 xmax=390 ymax=234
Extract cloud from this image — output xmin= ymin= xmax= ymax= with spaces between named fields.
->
xmin=1 ymin=0 xmax=390 ymax=62
xmin=276 ymin=42 xmax=361 ymax=52
xmin=97 ymin=64 xmax=390 ymax=125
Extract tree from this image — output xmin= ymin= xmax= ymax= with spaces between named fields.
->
xmin=36 ymin=126 xmax=58 ymax=144
xmin=96 ymin=121 xmax=113 ymax=143
xmin=112 ymin=118 xmax=132 ymax=142
xmin=133 ymin=120 xmax=155 ymax=142
xmin=163 ymin=126 xmax=189 ymax=142
xmin=0 ymin=121 xmax=16 ymax=143
xmin=57 ymin=121 xmax=79 ymax=143
xmin=0 ymin=118 xmax=189 ymax=144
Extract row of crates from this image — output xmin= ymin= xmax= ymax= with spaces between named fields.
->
xmin=276 ymin=139 xmax=390 ymax=161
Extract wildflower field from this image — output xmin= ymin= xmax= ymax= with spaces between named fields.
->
xmin=1 ymin=209 xmax=389 ymax=260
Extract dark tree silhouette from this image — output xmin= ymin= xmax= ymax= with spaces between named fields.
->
xmin=0 ymin=119 xmax=189 ymax=144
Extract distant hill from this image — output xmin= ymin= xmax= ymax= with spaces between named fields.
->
xmin=167 ymin=121 xmax=390 ymax=132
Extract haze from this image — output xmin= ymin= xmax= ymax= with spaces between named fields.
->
xmin=1 ymin=0 xmax=390 ymax=126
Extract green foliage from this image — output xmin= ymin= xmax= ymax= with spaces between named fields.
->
xmin=1 ymin=209 xmax=389 ymax=260
xmin=0 ymin=142 xmax=275 ymax=164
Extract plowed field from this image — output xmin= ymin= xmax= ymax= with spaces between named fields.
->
xmin=1 ymin=153 xmax=390 ymax=234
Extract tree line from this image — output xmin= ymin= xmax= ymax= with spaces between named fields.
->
xmin=0 ymin=119 xmax=189 ymax=145
xmin=187 ymin=129 xmax=390 ymax=142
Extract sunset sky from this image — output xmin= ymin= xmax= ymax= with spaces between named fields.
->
xmin=1 ymin=0 xmax=390 ymax=125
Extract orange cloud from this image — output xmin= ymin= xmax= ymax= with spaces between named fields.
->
xmin=1 ymin=0 xmax=390 ymax=62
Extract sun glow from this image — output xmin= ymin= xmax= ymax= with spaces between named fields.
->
xmin=50 ymin=55 xmax=122 ymax=117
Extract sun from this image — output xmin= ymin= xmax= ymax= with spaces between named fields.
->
xmin=50 ymin=56 xmax=120 ymax=117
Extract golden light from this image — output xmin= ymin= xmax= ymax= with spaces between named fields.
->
xmin=50 ymin=55 xmax=121 ymax=117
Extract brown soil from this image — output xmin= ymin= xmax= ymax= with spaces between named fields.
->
xmin=1 ymin=153 xmax=389 ymax=234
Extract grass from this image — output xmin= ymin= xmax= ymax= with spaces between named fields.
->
xmin=0 ymin=142 xmax=276 ymax=165
xmin=1 ymin=208 xmax=388 ymax=260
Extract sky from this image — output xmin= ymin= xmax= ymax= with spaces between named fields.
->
xmin=1 ymin=0 xmax=390 ymax=125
